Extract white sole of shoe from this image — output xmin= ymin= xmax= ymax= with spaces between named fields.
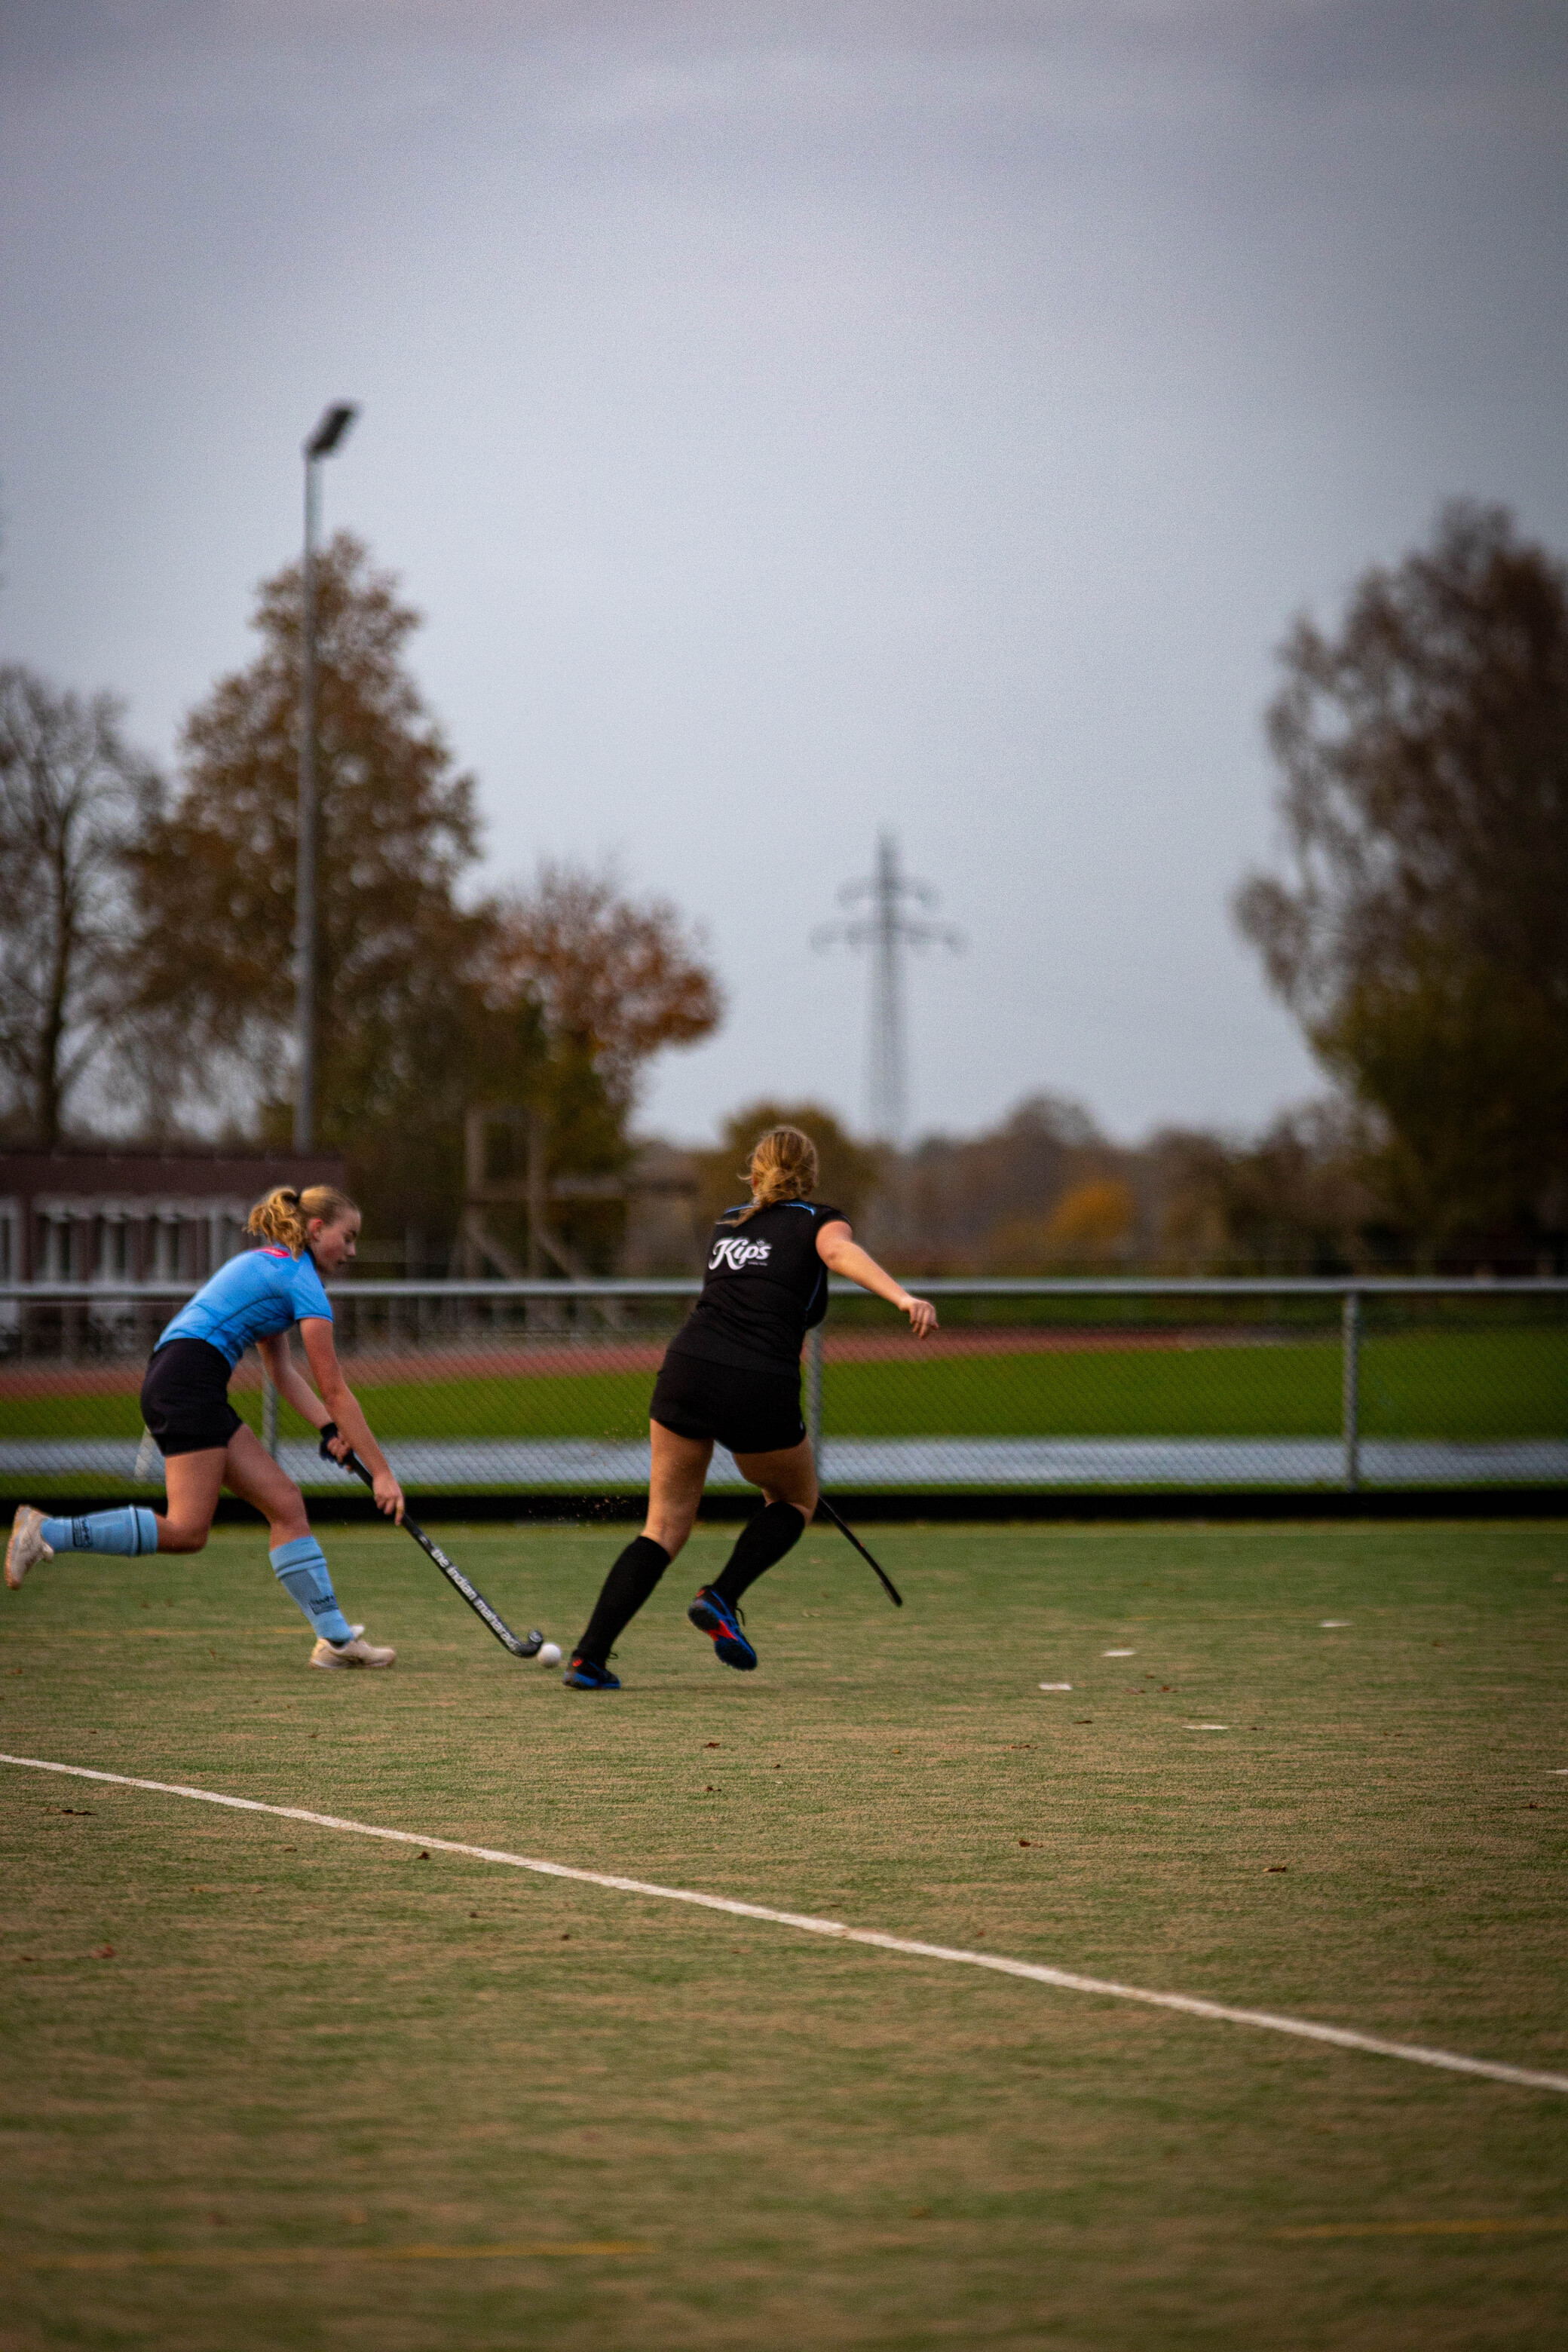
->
xmin=5 ymin=1507 xmax=53 ymax=1591
xmin=310 ymin=1638 xmax=397 ymax=1670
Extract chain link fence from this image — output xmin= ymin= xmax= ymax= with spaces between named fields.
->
xmin=2 ymin=1277 xmax=1565 ymax=1499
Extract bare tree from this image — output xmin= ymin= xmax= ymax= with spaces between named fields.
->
xmin=0 ymin=666 xmax=154 ymax=1145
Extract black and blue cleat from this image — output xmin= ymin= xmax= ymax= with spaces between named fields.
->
xmin=562 ymin=1655 xmax=620 ymax=1690
xmin=688 ymin=1588 xmax=758 ymax=1671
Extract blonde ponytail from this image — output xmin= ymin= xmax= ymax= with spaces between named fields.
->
xmin=726 ymin=1126 xmax=818 ymax=1225
xmin=247 ymin=1183 xmax=357 ymax=1255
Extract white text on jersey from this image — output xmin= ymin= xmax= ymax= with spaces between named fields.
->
xmin=709 ymin=1237 xmax=773 ymax=1272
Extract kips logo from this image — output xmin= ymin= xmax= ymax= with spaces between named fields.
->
xmin=709 ymin=1236 xmax=772 ymax=1271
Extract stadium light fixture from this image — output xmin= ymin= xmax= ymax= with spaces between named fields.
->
xmin=306 ymin=403 xmax=357 ymax=461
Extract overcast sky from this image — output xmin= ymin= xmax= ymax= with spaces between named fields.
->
xmin=5 ymin=1 xmax=1566 ymax=1147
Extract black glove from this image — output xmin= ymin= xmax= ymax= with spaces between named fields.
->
xmin=317 ymin=1422 xmax=341 ymax=1462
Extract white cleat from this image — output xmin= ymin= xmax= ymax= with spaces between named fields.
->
xmin=5 ymin=1506 xmax=54 ymax=1591
xmin=310 ymin=1630 xmax=397 ymax=1670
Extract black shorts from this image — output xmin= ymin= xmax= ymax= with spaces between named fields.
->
xmin=140 ymin=1337 xmax=243 ymax=1457
xmin=649 ymin=1349 xmax=806 ymax=1456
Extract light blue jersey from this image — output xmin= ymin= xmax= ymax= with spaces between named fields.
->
xmin=157 ymin=1245 xmax=333 ymax=1371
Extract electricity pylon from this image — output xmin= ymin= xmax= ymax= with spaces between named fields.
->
xmin=813 ymin=832 xmax=963 ymax=1147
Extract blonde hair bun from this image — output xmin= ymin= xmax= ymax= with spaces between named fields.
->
xmin=247 ymin=1183 xmax=357 ymax=1255
xmin=727 ymin=1126 xmax=818 ymax=1224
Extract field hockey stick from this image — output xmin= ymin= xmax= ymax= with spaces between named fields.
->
xmin=815 ymin=1494 xmax=903 ymax=1608
xmin=317 ymin=1426 xmax=545 ymax=1658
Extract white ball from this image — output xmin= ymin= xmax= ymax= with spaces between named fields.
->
xmin=536 ymin=1641 xmax=563 ymax=1668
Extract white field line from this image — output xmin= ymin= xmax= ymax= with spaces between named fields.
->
xmin=5 ymin=1751 xmax=1566 ymax=2099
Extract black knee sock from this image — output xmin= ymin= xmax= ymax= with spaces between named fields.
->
xmin=575 ymin=1535 xmax=670 ymax=1665
xmin=710 ymin=1500 xmax=806 ymax=1608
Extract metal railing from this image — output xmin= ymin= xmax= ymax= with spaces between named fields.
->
xmin=2 ymin=1276 xmax=1565 ymax=1496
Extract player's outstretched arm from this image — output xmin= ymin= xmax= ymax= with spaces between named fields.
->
xmin=290 ymin=1320 xmax=406 ymax=1521
xmin=815 ymin=1221 xmax=938 ymax=1339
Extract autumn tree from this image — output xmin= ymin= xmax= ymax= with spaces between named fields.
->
xmin=1236 ymin=503 xmax=1568 ymax=1254
xmin=126 ymin=533 xmax=494 ymax=1239
xmin=489 ymin=864 xmax=721 ymax=1112
xmin=121 ymin=538 xmax=722 ymax=1263
xmin=1147 ymin=1104 xmax=1372 ymax=1275
xmin=482 ymin=865 xmax=723 ymax=1269
xmin=0 ymin=666 xmax=154 ymax=1145
xmin=902 ymin=1095 xmax=1112 ymax=1272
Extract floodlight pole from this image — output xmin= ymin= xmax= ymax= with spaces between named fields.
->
xmin=295 ymin=402 xmax=358 ymax=1153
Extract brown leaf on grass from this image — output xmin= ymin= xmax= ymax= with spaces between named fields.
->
xmin=92 ymin=1944 xmax=115 ymax=1959
xmin=417 ymin=1851 xmax=430 ymax=1860
xmin=703 ymin=1741 xmax=720 ymax=1748
xmin=1018 ymin=1839 xmax=1033 ymax=1848
xmin=1266 ymin=1866 xmax=1288 ymax=1873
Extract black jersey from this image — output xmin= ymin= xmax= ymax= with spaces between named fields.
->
xmin=666 ymin=1199 xmax=848 ymax=1376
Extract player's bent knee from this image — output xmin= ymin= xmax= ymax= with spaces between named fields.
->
xmin=158 ymin=1521 xmax=209 ymax=1555
xmin=256 ymin=1474 xmax=309 ymax=1536
xmin=761 ymin=1480 xmax=816 ymax=1518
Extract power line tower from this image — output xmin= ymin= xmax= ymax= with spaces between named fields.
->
xmin=813 ymin=831 xmax=963 ymax=1146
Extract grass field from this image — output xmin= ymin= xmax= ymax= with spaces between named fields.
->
xmin=3 ymin=1518 xmax=1567 ymax=2350
xmin=3 ymin=1328 xmax=1566 ymax=1443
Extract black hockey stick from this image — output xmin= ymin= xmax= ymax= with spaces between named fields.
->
xmin=815 ymin=1493 xmax=903 ymax=1608
xmin=317 ymin=1426 xmax=545 ymax=1658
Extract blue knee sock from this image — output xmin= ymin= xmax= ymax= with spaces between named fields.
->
xmin=41 ymin=1507 xmax=159 ymax=1557
xmin=269 ymin=1536 xmax=354 ymax=1646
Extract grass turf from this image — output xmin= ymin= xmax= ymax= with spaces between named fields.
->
xmin=4 ymin=1328 xmax=1566 ymax=1442
xmin=2 ymin=1519 xmax=1566 ymax=2350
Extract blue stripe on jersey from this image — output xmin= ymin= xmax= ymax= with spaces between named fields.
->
xmin=722 ymin=1199 xmax=836 ymax=1217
